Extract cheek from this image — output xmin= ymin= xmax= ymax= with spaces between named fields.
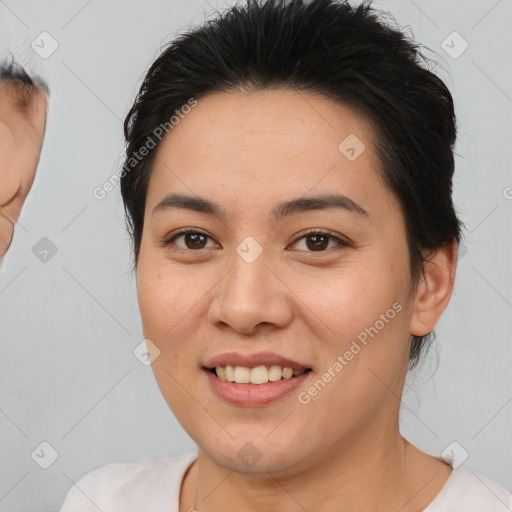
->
xmin=136 ymin=265 xmax=201 ymax=411
xmin=136 ymin=257 xmax=218 ymax=379
xmin=295 ymin=276 xmax=409 ymax=433
xmin=287 ymin=257 xmax=411 ymax=398
xmin=137 ymin=260 xmax=202 ymax=335
xmin=290 ymin=260 xmax=405 ymax=341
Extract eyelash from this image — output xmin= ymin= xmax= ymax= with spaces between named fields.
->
xmin=163 ymin=228 xmax=349 ymax=254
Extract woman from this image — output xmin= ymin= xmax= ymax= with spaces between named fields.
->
xmin=2 ymin=1 xmax=511 ymax=510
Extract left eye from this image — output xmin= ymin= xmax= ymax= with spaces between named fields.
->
xmin=164 ymin=230 xmax=346 ymax=252
xmin=291 ymin=231 xmax=346 ymax=252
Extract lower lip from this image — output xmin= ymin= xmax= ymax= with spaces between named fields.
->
xmin=204 ymin=368 xmax=311 ymax=407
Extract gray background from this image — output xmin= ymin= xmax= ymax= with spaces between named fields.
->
xmin=0 ymin=0 xmax=511 ymax=510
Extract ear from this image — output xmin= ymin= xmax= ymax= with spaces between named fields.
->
xmin=409 ymin=239 xmax=458 ymax=337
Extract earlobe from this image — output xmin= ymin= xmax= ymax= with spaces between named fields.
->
xmin=409 ymin=239 xmax=458 ymax=337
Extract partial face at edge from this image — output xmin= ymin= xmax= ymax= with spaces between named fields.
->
xmin=135 ymin=89 xmax=419 ymax=473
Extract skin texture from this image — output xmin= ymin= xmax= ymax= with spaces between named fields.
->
xmin=136 ymin=89 xmax=457 ymax=512
xmin=0 ymin=80 xmax=48 ymax=258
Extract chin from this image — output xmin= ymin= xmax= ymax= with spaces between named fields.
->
xmin=196 ymin=432 xmax=310 ymax=475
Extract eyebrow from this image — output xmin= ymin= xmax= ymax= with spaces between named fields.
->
xmin=152 ymin=192 xmax=368 ymax=221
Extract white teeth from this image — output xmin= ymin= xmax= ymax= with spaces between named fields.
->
xmin=224 ymin=365 xmax=235 ymax=382
xmin=250 ymin=365 xmax=268 ymax=384
xmin=214 ymin=365 xmax=308 ymax=385
xmin=268 ymin=365 xmax=283 ymax=382
xmin=282 ymin=367 xmax=293 ymax=379
xmin=234 ymin=366 xmax=250 ymax=384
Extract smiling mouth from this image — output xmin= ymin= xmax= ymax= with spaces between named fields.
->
xmin=206 ymin=365 xmax=313 ymax=385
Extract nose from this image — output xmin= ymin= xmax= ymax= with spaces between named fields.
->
xmin=208 ymin=248 xmax=294 ymax=335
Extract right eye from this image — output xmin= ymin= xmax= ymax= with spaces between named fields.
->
xmin=164 ymin=229 xmax=218 ymax=251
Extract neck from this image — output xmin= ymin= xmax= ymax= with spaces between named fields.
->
xmin=181 ymin=425 xmax=450 ymax=512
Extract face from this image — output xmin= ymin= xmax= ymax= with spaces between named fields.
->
xmin=136 ymin=89 xmax=418 ymax=474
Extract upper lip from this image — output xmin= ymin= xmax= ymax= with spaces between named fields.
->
xmin=204 ymin=351 xmax=311 ymax=370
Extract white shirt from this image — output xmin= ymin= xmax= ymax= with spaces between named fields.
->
xmin=60 ymin=451 xmax=512 ymax=511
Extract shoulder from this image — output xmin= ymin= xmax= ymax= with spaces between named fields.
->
xmin=59 ymin=451 xmax=198 ymax=512
xmin=426 ymin=464 xmax=512 ymax=511
xmin=463 ymin=468 xmax=512 ymax=510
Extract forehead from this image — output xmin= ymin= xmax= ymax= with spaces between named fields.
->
xmin=146 ymin=88 xmax=391 ymax=219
